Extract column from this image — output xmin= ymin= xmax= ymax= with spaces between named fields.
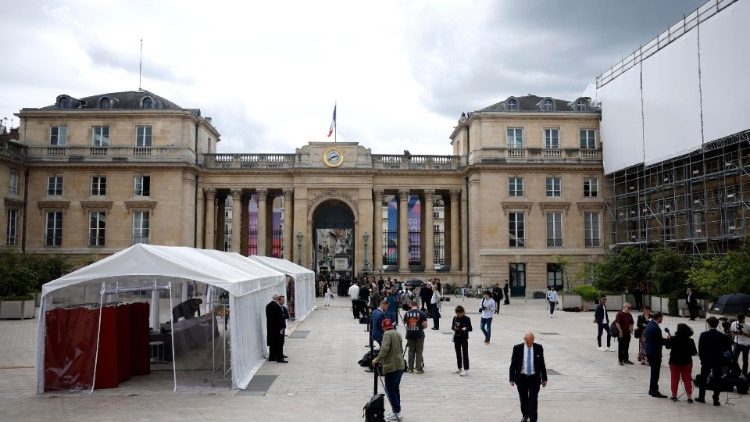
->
xmin=231 ymin=189 xmax=241 ymax=253
xmin=398 ymin=189 xmax=409 ymax=272
xmin=424 ymin=190 xmax=435 ymax=271
xmin=283 ymin=188 xmax=293 ymax=260
xmin=204 ymin=189 xmax=216 ymax=249
xmin=257 ymin=189 xmax=268 ymax=256
xmin=373 ymin=190 xmax=384 ymax=271
xmin=450 ymin=190 xmax=460 ymax=271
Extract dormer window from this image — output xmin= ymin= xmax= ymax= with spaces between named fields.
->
xmin=56 ymin=95 xmax=72 ymax=109
xmin=506 ymin=98 xmax=518 ymax=111
xmin=141 ymin=96 xmax=154 ymax=109
xmin=574 ymin=98 xmax=588 ymax=112
xmin=99 ymin=97 xmax=112 ymax=109
xmin=540 ymin=98 xmax=554 ymax=112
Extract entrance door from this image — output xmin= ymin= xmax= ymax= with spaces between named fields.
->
xmin=509 ymin=263 xmax=526 ymax=297
xmin=313 ymin=200 xmax=355 ymax=294
xmin=547 ymin=263 xmax=564 ymax=291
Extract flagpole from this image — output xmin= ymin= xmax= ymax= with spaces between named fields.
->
xmin=334 ymin=101 xmax=337 ymax=144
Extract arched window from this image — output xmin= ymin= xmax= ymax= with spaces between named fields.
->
xmin=574 ymin=98 xmax=588 ymax=112
xmin=99 ymin=97 xmax=111 ymax=109
xmin=540 ymin=98 xmax=554 ymax=112
xmin=57 ymin=96 xmax=71 ymax=109
xmin=141 ymin=96 xmax=154 ymax=109
xmin=506 ymin=98 xmax=518 ymax=111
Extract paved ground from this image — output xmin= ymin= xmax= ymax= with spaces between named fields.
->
xmin=1 ymin=296 xmax=749 ymax=421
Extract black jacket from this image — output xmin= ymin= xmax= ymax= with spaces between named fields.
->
xmin=668 ymin=336 xmax=697 ymax=365
xmin=698 ymin=329 xmax=732 ymax=366
xmin=266 ymin=300 xmax=283 ymax=342
xmin=509 ymin=343 xmax=548 ymax=383
xmin=451 ymin=315 xmax=472 ymax=340
xmin=594 ymin=303 xmax=609 ymax=324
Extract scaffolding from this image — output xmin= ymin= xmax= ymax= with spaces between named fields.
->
xmin=607 ymin=129 xmax=750 ymax=256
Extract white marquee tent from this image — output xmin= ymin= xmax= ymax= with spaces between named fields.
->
xmin=36 ymin=244 xmax=286 ymax=393
xmin=248 ymin=255 xmax=316 ymax=321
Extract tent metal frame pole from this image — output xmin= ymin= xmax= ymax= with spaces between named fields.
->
xmin=89 ymin=281 xmax=106 ymax=394
xmin=169 ymin=282 xmax=177 ymax=392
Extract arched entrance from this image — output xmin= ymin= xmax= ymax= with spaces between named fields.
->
xmin=312 ymin=200 xmax=355 ymax=283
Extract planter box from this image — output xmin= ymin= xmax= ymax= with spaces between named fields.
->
xmin=582 ymin=300 xmax=596 ymax=311
xmin=0 ymin=300 xmax=36 ymax=319
xmin=561 ymin=294 xmax=582 ymax=309
xmin=606 ymin=295 xmax=625 ymax=309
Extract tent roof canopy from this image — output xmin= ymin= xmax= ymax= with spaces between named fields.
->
xmin=247 ymin=255 xmax=314 ymax=280
xmin=42 ymin=244 xmax=286 ymax=298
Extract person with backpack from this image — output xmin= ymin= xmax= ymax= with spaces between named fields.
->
xmin=371 ymin=318 xmax=405 ymax=421
xmin=403 ymin=301 xmax=428 ymax=374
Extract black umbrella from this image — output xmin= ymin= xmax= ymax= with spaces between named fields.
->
xmin=404 ymin=279 xmax=425 ymax=288
xmin=711 ymin=293 xmax=750 ymax=314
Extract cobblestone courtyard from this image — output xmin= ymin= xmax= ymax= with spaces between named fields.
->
xmin=1 ymin=297 xmax=748 ymax=421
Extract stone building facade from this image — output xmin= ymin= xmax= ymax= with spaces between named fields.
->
xmin=5 ymin=91 xmax=606 ymax=296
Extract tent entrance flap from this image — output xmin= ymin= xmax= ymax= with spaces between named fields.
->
xmin=171 ymin=282 xmax=231 ymax=389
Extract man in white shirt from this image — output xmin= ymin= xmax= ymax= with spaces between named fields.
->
xmin=547 ymin=288 xmax=558 ymax=318
xmin=348 ymin=282 xmax=360 ymax=319
xmin=509 ymin=332 xmax=548 ymax=422
xmin=731 ymin=313 xmax=750 ymax=376
xmin=479 ymin=291 xmax=497 ymax=344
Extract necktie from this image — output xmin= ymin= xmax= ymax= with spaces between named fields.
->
xmin=526 ymin=347 xmax=532 ymax=375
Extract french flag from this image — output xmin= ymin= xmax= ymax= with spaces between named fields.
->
xmin=327 ymin=104 xmax=336 ymax=137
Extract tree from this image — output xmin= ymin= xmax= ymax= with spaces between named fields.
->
xmin=689 ymin=240 xmax=750 ymax=299
xmin=593 ymin=246 xmax=652 ymax=293
xmin=649 ymin=248 xmax=687 ymax=295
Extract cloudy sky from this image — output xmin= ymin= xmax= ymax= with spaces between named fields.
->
xmin=0 ymin=0 xmax=706 ymax=155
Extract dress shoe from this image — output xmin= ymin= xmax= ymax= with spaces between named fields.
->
xmin=276 ymin=359 xmax=288 ymax=363
xmin=694 ymin=397 xmax=705 ymax=403
xmin=624 ymin=360 xmax=635 ymax=365
xmin=283 ymin=355 xmax=288 ymax=358
xmin=521 ymin=417 xmax=529 ymax=422
xmin=650 ymin=392 xmax=667 ymax=398
xmin=687 ymin=399 xmax=694 ymax=403
xmin=713 ymin=400 xmax=721 ymax=406
xmin=618 ymin=362 xmax=624 ymax=366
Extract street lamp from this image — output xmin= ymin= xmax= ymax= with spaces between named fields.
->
xmin=296 ymin=232 xmax=303 ymax=266
xmin=362 ymin=232 xmax=369 ymax=273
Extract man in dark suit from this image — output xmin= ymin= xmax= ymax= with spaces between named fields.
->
xmin=686 ymin=287 xmax=698 ymax=320
xmin=593 ymin=295 xmax=612 ymax=351
xmin=266 ymin=293 xmax=288 ymax=363
xmin=696 ymin=316 xmax=732 ymax=405
xmin=509 ymin=332 xmax=548 ymax=422
xmin=503 ymin=280 xmax=510 ymax=305
xmin=644 ymin=311 xmax=671 ymax=397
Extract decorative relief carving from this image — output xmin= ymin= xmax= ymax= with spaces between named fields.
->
xmin=307 ymin=188 xmax=359 ymax=222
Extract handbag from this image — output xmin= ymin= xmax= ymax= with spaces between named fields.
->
xmin=634 ymin=327 xmax=643 ymax=339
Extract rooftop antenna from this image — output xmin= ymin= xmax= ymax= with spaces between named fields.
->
xmin=138 ymin=38 xmax=143 ymax=91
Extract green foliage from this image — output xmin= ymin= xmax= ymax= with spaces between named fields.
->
xmin=649 ymin=248 xmax=688 ymax=295
xmin=688 ymin=240 xmax=750 ymax=299
xmin=593 ymin=246 xmax=651 ymax=293
xmin=569 ymin=284 xmax=600 ymax=302
xmin=0 ymin=250 xmax=71 ymax=300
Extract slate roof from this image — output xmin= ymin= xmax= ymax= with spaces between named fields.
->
xmin=35 ymin=90 xmax=186 ymax=112
xmin=476 ymin=95 xmax=599 ymax=113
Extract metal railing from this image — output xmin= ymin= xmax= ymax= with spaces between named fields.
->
xmin=25 ymin=145 xmax=197 ymax=163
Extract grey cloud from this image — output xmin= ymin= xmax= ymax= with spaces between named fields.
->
xmin=82 ymin=43 xmax=194 ymax=85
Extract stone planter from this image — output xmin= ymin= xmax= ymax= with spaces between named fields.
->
xmin=0 ymin=299 xmax=36 ymax=319
xmin=561 ymin=294 xmax=582 ymax=309
xmin=582 ymin=300 xmax=596 ymax=311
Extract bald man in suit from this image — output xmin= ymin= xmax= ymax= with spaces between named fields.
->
xmin=509 ymin=332 xmax=548 ymax=422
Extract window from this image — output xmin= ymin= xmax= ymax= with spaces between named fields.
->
xmin=574 ymin=98 xmax=588 ymax=112
xmin=45 ymin=211 xmax=63 ymax=247
xmin=540 ymin=98 xmax=554 ymax=111
xmin=134 ymin=175 xmax=151 ymax=196
xmin=508 ymin=177 xmax=524 ymax=197
xmin=9 ymin=171 xmax=19 ymax=195
xmin=509 ymin=212 xmax=525 ymax=247
xmin=89 ymin=211 xmax=106 ymax=247
xmin=133 ymin=211 xmax=150 ymax=244
xmin=50 ymin=126 xmax=67 ymax=146
xmin=47 ymin=176 xmax=63 ymax=196
xmin=6 ymin=209 xmax=17 ymax=246
xmin=57 ymin=96 xmax=71 ymax=109
xmin=506 ymin=98 xmax=518 ymax=111
xmin=546 ymin=177 xmax=561 ymax=197
xmin=544 ymin=128 xmax=560 ymax=149
xmin=583 ymin=177 xmax=598 ymax=197
xmin=580 ymin=129 xmax=596 ymax=149
xmin=92 ymin=126 xmax=110 ymax=146
xmin=584 ymin=212 xmax=600 ymax=247
xmin=507 ymin=128 xmax=523 ymax=148
xmin=91 ymin=176 xmax=107 ymax=196
xmin=99 ymin=97 xmax=111 ymax=109
xmin=510 ymin=263 xmax=526 ymax=292
xmin=141 ymin=97 xmax=154 ymax=109
xmin=546 ymin=212 xmax=563 ymax=247
xmin=136 ymin=125 xmax=152 ymax=147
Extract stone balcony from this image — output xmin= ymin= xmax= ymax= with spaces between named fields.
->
xmin=204 ymin=152 xmax=466 ymax=170
xmin=24 ymin=145 xmax=197 ymax=163
xmin=0 ymin=139 xmax=27 ymax=162
xmin=475 ymin=147 xmax=602 ymax=165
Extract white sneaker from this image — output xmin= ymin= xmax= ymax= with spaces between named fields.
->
xmin=460 ymin=369 xmax=469 ymax=376
xmin=384 ymin=412 xmax=394 ymax=420
xmin=385 ymin=412 xmax=401 ymax=421
xmin=607 ymin=347 xmax=616 ymax=352
xmin=597 ymin=346 xmax=605 ymax=351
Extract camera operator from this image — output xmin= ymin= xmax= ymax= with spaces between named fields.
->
xmin=731 ymin=314 xmax=750 ymax=377
xmin=696 ymin=316 xmax=732 ymax=406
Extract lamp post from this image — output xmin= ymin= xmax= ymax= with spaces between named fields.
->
xmin=363 ymin=231 xmax=369 ymax=273
xmin=296 ymin=232 xmax=303 ymax=266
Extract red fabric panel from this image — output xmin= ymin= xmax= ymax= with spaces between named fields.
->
xmin=129 ymin=302 xmax=151 ymax=376
xmin=115 ymin=304 xmax=132 ymax=382
xmin=44 ymin=308 xmax=99 ymax=392
xmin=94 ymin=306 xmax=118 ymax=389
